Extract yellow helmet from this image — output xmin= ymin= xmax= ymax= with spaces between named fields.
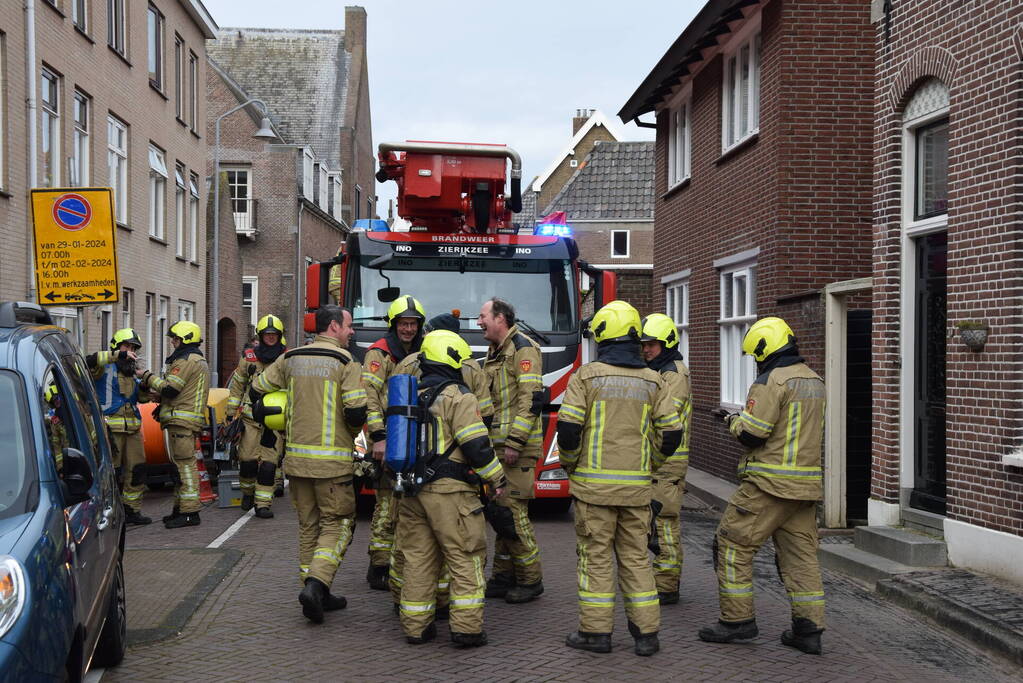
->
xmin=44 ymin=382 xmax=59 ymax=404
xmin=421 ymin=330 xmax=471 ymax=370
xmin=110 ymin=327 xmax=142 ymax=351
xmin=256 ymin=314 xmax=286 ymax=345
xmin=167 ymin=320 xmax=202 ymax=344
xmin=640 ymin=314 xmax=678 ymax=349
xmin=742 ymin=317 xmax=795 ymax=362
xmin=259 ymin=391 xmax=288 ymax=432
xmin=386 ymin=295 xmax=426 ymax=326
xmin=590 ymin=300 xmax=641 ymax=344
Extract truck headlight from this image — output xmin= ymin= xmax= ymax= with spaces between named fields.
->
xmin=538 ymin=468 xmax=568 ymax=481
xmin=0 ymin=556 xmax=26 ymax=639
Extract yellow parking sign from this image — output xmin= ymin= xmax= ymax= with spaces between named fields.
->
xmin=31 ymin=188 xmax=119 ymax=305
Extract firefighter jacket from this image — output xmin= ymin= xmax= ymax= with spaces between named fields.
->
xmin=557 ymin=361 xmax=682 ymax=507
xmin=419 ymin=382 xmax=505 ymax=495
xmin=253 ymin=334 xmax=367 ymax=479
xmin=141 ymin=345 xmax=209 ymax=433
xmin=362 ymin=333 xmax=420 ymax=441
xmin=728 ymin=358 xmax=825 ymax=501
xmin=88 ymin=351 xmax=150 ymax=433
xmin=226 ymin=348 xmax=270 ymax=424
xmin=394 ymin=352 xmax=494 ymax=423
xmin=652 ymin=359 xmax=692 ymax=479
xmin=483 ymin=325 xmax=543 ymax=456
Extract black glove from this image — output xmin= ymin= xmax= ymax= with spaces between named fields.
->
xmin=483 ymin=501 xmax=519 ymax=541
xmin=712 ymin=407 xmax=736 ymax=425
xmin=648 ymin=499 xmax=663 ymax=555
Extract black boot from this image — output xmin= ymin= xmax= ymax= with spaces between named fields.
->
xmin=451 ymin=630 xmax=488 ymax=648
xmin=505 ymin=580 xmax=544 ymax=604
xmin=565 ymin=631 xmax=612 ymax=653
xmin=435 ymin=605 xmax=450 ymax=621
xmin=658 ymin=590 xmax=679 ymax=605
xmin=162 ymin=505 xmax=180 ymax=523
xmin=299 ymin=578 xmax=328 ymax=624
xmin=781 ymin=617 xmax=823 ymax=655
xmin=324 ymin=592 xmax=347 ymax=612
xmin=406 ymin=621 xmax=436 ymax=645
xmin=698 ymin=618 xmax=759 ymax=643
xmin=274 ymin=484 xmax=285 ymax=498
xmin=254 ymin=507 xmax=274 ymax=519
xmin=124 ymin=506 xmax=152 ymax=526
xmin=484 ymin=573 xmax=515 ymax=599
xmin=240 ymin=494 xmax=255 ymax=512
xmin=164 ymin=512 xmax=200 ymax=529
xmin=366 ymin=564 xmax=389 ymax=591
xmin=629 ymin=620 xmax=659 ymax=656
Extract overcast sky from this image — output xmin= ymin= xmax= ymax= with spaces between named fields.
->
xmin=204 ymin=0 xmax=706 ymax=216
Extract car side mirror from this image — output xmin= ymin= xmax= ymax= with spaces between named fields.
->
xmin=61 ymin=448 xmax=94 ymax=506
xmin=377 ymin=287 xmax=399 ymax=303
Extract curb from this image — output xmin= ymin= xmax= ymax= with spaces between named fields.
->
xmin=877 ymin=574 xmax=1023 ymax=667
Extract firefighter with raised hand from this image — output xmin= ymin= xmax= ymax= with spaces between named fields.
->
xmin=251 ymin=305 xmax=367 ymax=624
xmin=697 ymin=316 xmax=827 ymax=655
xmin=557 ymin=301 xmax=682 ymax=657
xmin=138 ymin=321 xmax=209 ymax=529
xmin=362 ymin=295 xmax=427 ymax=590
xmin=226 ymin=314 xmax=287 ymax=519
xmin=478 ymin=297 xmax=544 ymax=604
xmin=387 ymin=312 xmax=494 ymax=613
xmin=640 ymin=313 xmax=692 ymax=604
xmin=87 ymin=328 xmax=152 ymax=525
xmin=396 ymin=330 xmax=506 ymax=647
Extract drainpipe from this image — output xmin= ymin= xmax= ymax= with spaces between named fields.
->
xmin=25 ymin=0 xmax=37 ymax=302
xmin=294 ymin=200 xmax=304 ymax=340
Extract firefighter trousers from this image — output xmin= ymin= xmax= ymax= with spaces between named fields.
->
xmin=491 ymin=463 xmax=542 ymax=584
xmin=368 ymin=474 xmax=396 ymax=567
xmin=110 ymin=430 xmax=146 ymax=512
xmin=165 ymin=426 xmax=201 ymax=513
xmin=397 ymin=490 xmax=487 ymax=638
xmin=237 ymin=419 xmax=283 ymax=510
xmin=389 ymin=500 xmax=451 ymax=610
xmin=652 ymin=474 xmax=685 ymax=593
xmin=290 ymin=476 xmax=356 ymax=587
xmin=573 ymin=500 xmax=659 ymax=634
xmin=715 ymin=480 xmax=825 ymax=627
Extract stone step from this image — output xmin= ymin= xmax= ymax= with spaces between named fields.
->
xmin=818 ymin=543 xmax=919 ymax=586
xmin=901 ymin=507 xmax=946 ymax=538
xmin=854 ymin=526 xmax=948 ymax=566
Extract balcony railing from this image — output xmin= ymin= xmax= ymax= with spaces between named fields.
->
xmin=232 ymin=198 xmax=258 ymax=237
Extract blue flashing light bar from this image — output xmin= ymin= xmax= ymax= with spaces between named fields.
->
xmin=535 ymin=223 xmax=573 ymax=237
xmin=353 ymin=218 xmax=390 ymax=232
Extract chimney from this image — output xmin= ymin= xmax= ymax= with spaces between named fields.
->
xmin=572 ymin=108 xmax=591 ymax=136
xmin=344 ymin=6 xmax=367 ymax=54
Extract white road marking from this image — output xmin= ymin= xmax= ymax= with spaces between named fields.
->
xmin=206 ymin=508 xmax=254 ymax=549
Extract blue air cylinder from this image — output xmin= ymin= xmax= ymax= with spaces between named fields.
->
xmin=385 ymin=373 xmax=419 ymax=473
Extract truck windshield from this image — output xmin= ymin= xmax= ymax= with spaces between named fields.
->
xmin=0 ymin=370 xmax=31 ymax=520
xmin=349 ymin=255 xmax=577 ymax=333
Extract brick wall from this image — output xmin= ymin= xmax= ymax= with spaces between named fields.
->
xmin=537 ymin=124 xmax=617 ymax=211
xmin=341 ymin=6 xmax=375 ymax=222
xmin=873 ymin=0 xmax=1023 ymax=535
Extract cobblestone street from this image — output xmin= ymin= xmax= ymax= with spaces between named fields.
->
xmin=101 ymin=490 xmax=1019 ymax=682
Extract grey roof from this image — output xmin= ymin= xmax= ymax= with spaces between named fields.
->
xmin=541 ymin=141 xmax=654 ymax=220
xmin=513 ymin=189 xmax=538 ymax=229
xmin=208 ymin=28 xmax=349 ymax=168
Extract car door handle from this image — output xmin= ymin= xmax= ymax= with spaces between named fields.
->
xmin=98 ymin=505 xmax=114 ymax=531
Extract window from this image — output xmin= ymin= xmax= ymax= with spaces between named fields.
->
xmin=145 ymin=293 xmax=155 ymax=370
xmin=188 ymin=173 xmax=199 ymax=261
xmin=302 ymin=149 xmax=314 ymax=198
xmin=107 ymin=115 xmax=128 ymax=223
xmin=100 ymin=306 xmax=112 ymax=347
xmin=72 ymin=90 xmax=90 ymax=186
xmin=225 ymin=166 xmax=252 ymax=234
xmin=174 ymin=35 xmax=184 ymax=120
xmin=41 ymin=68 xmax=60 ymax=187
xmin=720 ymin=264 xmax=757 ymax=404
xmin=665 ymin=278 xmax=689 ymax=361
xmin=121 ymin=288 xmax=133 ymax=328
xmin=330 ymin=173 xmax=342 ymax=218
xmin=242 ymin=276 xmax=258 ymax=334
xmin=147 ymin=5 xmax=164 ymax=89
xmin=176 ymin=300 xmax=194 ymax=322
xmin=188 ymin=51 xmax=198 ymax=128
xmin=914 ymin=119 xmax=948 ymax=220
xmin=668 ymin=99 xmax=691 ymax=186
xmin=354 ymin=185 xmax=362 ymax=220
xmin=903 ymin=78 xmax=949 ymax=231
xmin=107 ymin=0 xmax=125 ymax=55
xmin=722 ymin=32 xmax=760 ymax=151
xmin=368 ymin=198 xmax=373 ymax=220
xmin=157 ymin=296 xmax=169 ymax=367
xmin=611 ymin=230 xmax=630 ymax=258
xmin=174 ymin=163 xmax=186 ymax=256
xmin=49 ymin=307 xmax=79 ymax=338
xmin=0 ymin=34 xmax=6 ymax=190
xmin=318 ymin=164 xmax=329 ymax=208
xmin=72 ymin=0 xmax=87 ymax=32
xmin=148 ymin=145 xmax=167 ymax=240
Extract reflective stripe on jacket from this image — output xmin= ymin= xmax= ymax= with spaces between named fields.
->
xmin=394 ymin=352 xmax=494 ymax=420
xmin=483 ymin=325 xmax=543 ymax=456
xmin=147 ymin=353 xmax=209 ymax=433
xmin=655 ymin=359 xmax=691 ymax=479
xmin=421 ymin=384 xmax=504 ymax=494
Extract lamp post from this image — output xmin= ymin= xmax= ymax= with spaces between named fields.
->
xmin=210 ymin=98 xmax=276 ymax=387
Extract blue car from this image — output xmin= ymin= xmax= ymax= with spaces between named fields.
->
xmin=0 ymin=302 xmax=126 ymax=681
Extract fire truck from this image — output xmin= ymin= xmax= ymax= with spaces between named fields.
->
xmin=305 ymin=141 xmax=616 ymax=509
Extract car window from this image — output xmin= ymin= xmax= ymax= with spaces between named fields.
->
xmin=40 ymin=367 xmax=82 ymax=474
xmin=60 ymin=355 xmax=104 ymax=464
xmin=0 ymin=370 xmax=33 ymax=520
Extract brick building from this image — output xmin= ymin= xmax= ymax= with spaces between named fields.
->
xmin=0 ymin=0 xmax=216 ymax=369
xmin=529 ymin=109 xmax=620 ymax=212
xmin=205 ymin=6 xmax=372 ymax=383
xmin=868 ymin=0 xmax=1023 ymax=582
xmin=618 ymin=0 xmax=874 ymax=505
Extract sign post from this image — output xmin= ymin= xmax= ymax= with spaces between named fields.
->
xmin=30 ymin=188 xmax=119 ymax=306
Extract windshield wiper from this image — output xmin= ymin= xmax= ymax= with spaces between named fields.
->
xmin=516 ymin=318 xmax=551 ymax=345
xmin=352 ymin=315 xmax=387 ymax=322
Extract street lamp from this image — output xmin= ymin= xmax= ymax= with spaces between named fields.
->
xmin=211 ymin=98 xmax=276 ymax=387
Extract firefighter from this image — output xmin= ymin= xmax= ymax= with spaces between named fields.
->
xmin=478 ymin=297 xmax=544 ymax=604
xmin=640 ymin=313 xmax=692 ymax=604
xmin=396 ymin=330 xmax=507 ymax=647
xmin=557 ymin=301 xmax=682 ymax=657
xmin=251 ymin=305 xmax=367 ymax=624
xmin=138 ymin=321 xmax=209 ymax=529
xmin=697 ymin=316 xmax=827 ymax=655
xmin=362 ymin=295 xmax=426 ymax=590
xmin=226 ymin=314 xmax=287 ymax=519
xmin=87 ymin=328 xmax=152 ymax=525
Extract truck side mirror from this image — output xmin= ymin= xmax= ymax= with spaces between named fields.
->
xmin=377 ymin=287 xmax=399 ymax=303
xmin=61 ymin=447 xmax=94 ymax=506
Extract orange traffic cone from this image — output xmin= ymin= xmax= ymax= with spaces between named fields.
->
xmin=195 ymin=440 xmax=218 ymax=504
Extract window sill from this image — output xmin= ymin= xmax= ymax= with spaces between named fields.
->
xmin=176 ymin=116 xmax=188 ymax=128
xmin=116 ymin=222 xmax=131 ymax=231
xmin=149 ymin=235 xmax=168 ymax=246
xmin=0 ymin=189 xmax=11 ymax=200
xmin=715 ymin=133 xmax=759 ymax=166
xmin=42 ymin=1 xmax=65 ymax=17
xmin=661 ymin=177 xmax=691 ymax=201
xmin=190 ymin=129 xmax=201 ymax=141
xmin=610 ymin=255 xmax=630 ymax=259
xmin=150 ymin=83 xmax=168 ymax=100
xmin=108 ymin=46 xmax=131 ymax=68
xmin=175 ymin=255 xmax=188 ymax=263
xmin=189 ymin=260 xmax=200 ymax=268
xmin=74 ymin=26 xmax=94 ymax=44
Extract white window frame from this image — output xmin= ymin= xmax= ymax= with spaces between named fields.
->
xmin=72 ymin=0 xmax=87 ymax=32
xmin=330 ymin=173 xmax=343 ymax=218
xmin=188 ymin=173 xmax=199 ymax=261
xmin=174 ymin=162 xmax=186 ymax=257
xmin=719 ymin=260 xmax=757 ymax=406
xmin=317 ymin=164 xmax=329 ymax=208
xmin=174 ymin=34 xmax=184 ymax=121
xmin=667 ymin=89 xmax=691 ymax=187
xmin=242 ymin=276 xmax=258 ymax=332
xmin=177 ymin=300 xmax=194 ymax=322
xmin=664 ymin=275 xmax=690 ymax=362
xmin=224 ymin=165 xmax=253 ymax=234
xmin=145 ymin=293 xmax=155 ymax=370
xmin=302 ymin=149 xmax=314 ymax=198
xmin=610 ymin=230 xmax=630 ymax=258
xmin=107 ymin=115 xmax=128 ymax=223
xmin=107 ymin=0 xmax=125 ymax=56
xmin=120 ymin=288 xmax=133 ymax=328
xmin=157 ymin=296 xmax=169 ymax=367
xmin=72 ymin=90 xmax=90 ymax=186
xmin=99 ymin=306 xmax=113 ymax=348
xmin=721 ymin=20 xmax=761 ymax=152
xmin=49 ymin=306 xmax=79 ymax=337
xmin=41 ymin=67 xmax=60 ymax=187
xmin=148 ymin=145 xmax=167 ymax=239
xmin=147 ymin=4 xmax=164 ymax=90
xmin=188 ymin=51 xmax=198 ymax=129
xmin=354 ymin=185 xmax=362 ymax=220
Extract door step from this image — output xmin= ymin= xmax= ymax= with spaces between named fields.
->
xmin=819 ymin=526 xmax=947 ymax=586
